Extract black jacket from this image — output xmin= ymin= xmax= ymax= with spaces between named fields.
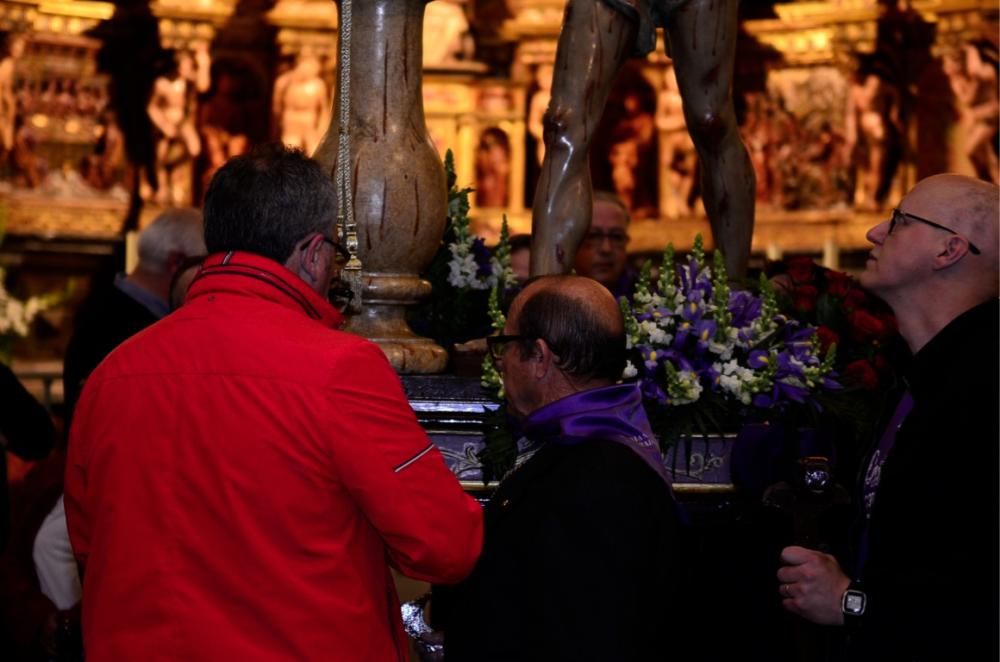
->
xmin=439 ymin=439 xmax=683 ymax=661
xmin=62 ymin=282 xmax=160 ymax=423
xmin=848 ymin=299 xmax=999 ymax=661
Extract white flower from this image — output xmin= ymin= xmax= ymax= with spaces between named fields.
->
xmin=0 ymin=271 xmax=49 ymax=341
xmin=708 ymin=339 xmax=733 ymax=359
xmin=639 ymin=320 xmax=670 ymax=345
xmin=622 ymin=360 xmax=638 ymax=379
xmin=670 ymin=369 xmax=703 ymax=405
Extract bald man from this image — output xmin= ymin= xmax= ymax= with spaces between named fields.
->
xmin=777 ymin=174 xmax=999 ymax=661
xmin=439 ymin=275 xmax=683 ymax=660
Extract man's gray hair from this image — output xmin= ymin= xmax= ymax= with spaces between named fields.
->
xmin=137 ymin=208 xmax=206 ymax=273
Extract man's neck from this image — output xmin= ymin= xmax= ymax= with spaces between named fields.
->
xmin=538 ymin=374 xmax=614 ymax=410
xmin=126 ymin=267 xmax=170 ymax=304
xmin=893 ymin=287 xmax=994 ymax=354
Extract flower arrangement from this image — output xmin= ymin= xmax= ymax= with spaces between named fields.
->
xmin=773 ymin=256 xmax=902 ymax=392
xmin=409 ymin=150 xmax=516 ymax=349
xmin=768 ymin=256 xmax=906 ymax=471
xmin=0 ymin=266 xmax=59 ymax=364
xmin=621 ymin=236 xmax=839 ymax=449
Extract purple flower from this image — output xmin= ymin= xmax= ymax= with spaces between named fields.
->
xmin=748 ymin=350 xmax=770 ymax=369
xmin=728 ymin=290 xmax=762 ymax=328
xmin=641 ymin=378 xmax=668 ymax=405
xmin=694 ymin=319 xmax=717 ymax=354
xmin=702 ymin=364 xmax=721 ymax=387
xmin=470 ymin=237 xmax=492 ymax=278
xmin=775 ymin=351 xmax=805 ymax=379
xmin=657 ymin=348 xmax=695 ymax=374
xmin=639 ymin=345 xmax=664 ymax=372
xmin=773 ymin=380 xmax=809 ymax=403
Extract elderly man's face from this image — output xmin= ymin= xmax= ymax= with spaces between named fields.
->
xmin=574 ymin=199 xmax=629 ymax=289
xmin=860 ymin=180 xmax=962 ymax=298
xmin=496 ymin=299 xmax=540 ymax=418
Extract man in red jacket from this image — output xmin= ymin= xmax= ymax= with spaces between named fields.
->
xmin=65 ymin=144 xmax=483 ymax=661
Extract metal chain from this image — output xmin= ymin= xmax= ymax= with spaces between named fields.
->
xmin=334 ymin=0 xmax=362 ymax=312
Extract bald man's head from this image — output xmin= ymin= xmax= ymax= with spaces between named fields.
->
xmin=891 ymin=174 xmax=997 ymax=294
xmin=920 ymin=174 xmax=998 ymax=268
xmin=860 ymin=174 xmax=998 ymax=351
xmin=509 ymin=275 xmax=625 ymax=383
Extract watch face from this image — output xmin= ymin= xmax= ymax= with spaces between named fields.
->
xmin=843 ymin=589 xmax=867 ymax=616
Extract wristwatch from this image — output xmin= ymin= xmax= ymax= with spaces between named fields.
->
xmin=841 ymin=582 xmax=867 ymax=624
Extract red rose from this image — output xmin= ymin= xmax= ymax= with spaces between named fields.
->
xmin=843 ymin=287 xmax=867 ymax=312
xmin=826 ymin=270 xmax=852 ymax=298
xmin=815 ymin=326 xmax=839 ymax=353
xmin=787 ymin=256 xmax=816 ymax=284
xmin=849 ymin=309 xmax=886 ymax=342
xmin=877 ymin=310 xmax=898 ymax=335
xmin=792 ymin=285 xmax=819 ymax=313
xmin=873 ymin=353 xmax=888 ymax=372
xmin=844 ymin=359 xmax=879 ymax=390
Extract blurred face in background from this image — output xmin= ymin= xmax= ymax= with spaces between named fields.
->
xmin=574 ymin=198 xmax=629 ymax=289
xmin=510 ymin=246 xmax=531 ymax=283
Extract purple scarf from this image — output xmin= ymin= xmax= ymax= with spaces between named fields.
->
xmin=521 ymin=383 xmax=673 ymax=489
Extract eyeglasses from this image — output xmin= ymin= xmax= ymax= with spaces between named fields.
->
xmin=582 ymin=229 xmax=629 ymax=249
xmin=486 ymin=334 xmax=535 ymax=361
xmin=301 ymin=234 xmax=352 ymax=267
xmin=323 ymin=237 xmax=353 ymax=267
xmin=888 ymin=208 xmax=981 ymax=255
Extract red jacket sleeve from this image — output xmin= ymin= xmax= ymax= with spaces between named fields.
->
xmin=323 ymin=342 xmax=483 ymax=584
xmin=64 ymin=377 xmax=99 ymax=571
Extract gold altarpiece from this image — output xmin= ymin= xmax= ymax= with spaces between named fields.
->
xmin=0 ymin=0 xmax=996 ymax=266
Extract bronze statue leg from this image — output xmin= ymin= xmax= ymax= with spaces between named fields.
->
xmin=666 ymin=0 xmax=755 ymax=281
xmin=529 ymin=0 xmax=636 ymax=277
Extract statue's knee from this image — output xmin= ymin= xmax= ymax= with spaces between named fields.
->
xmin=542 ymin=105 xmax=584 ymax=150
xmin=688 ymin=109 xmax=732 ymax=146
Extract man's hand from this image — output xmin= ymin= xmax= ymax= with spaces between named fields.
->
xmin=777 ymin=545 xmax=851 ymax=625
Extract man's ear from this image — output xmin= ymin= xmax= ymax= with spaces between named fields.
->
xmin=932 ymin=235 xmax=971 ymax=271
xmin=285 ymin=240 xmax=316 ymax=286
xmin=533 ymin=338 xmax=556 ymax=378
xmin=165 ymin=250 xmax=185 ymax=275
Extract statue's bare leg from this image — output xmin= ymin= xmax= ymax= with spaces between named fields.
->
xmin=529 ymin=0 xmax=635 ymax=277
xmin=666 ymin=0 xmax=755 ymax=281
xmin=966 ymin=123 xmax=999 ymax=183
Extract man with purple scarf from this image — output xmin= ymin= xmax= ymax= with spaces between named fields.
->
xmin=438 ymin=275 xmax=683 ymax=660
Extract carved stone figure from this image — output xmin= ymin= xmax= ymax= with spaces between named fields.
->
xmin=844 ymin=57 xmax=902 ymax=211
xmin=530 ymin=0 xmax=755 ymax=281
xmin=422 ymin=0 xmax=472 ymax=67
xmin=81 ymin=110 xmax=126 ymax=190
xmin=0 ymin=33 xmax=25 ymax=160
xmin=200 ymin=68 xmax=250 ymax=196
xmin=147 ymin=45 xmax=211 ymax=206
xmin=600 ymin=82 xmax=658 ymax=216
xmin=11 ymin=116 xmax=44 ymax=188
xmin=657 ymin=63 xmax=698 ymax=217
xmin=273 ymin=51 xmax=329 ymax=156
xmin=475 ymin=127 xmax=511 ymax=207
xmin=527 ymin=63 xmax=553 ymax=167
xmin=944 ymin=41 xmax=999 ymax=184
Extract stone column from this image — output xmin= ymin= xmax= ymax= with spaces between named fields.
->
xmin=316 ymin=0 xmax=448 ymax=374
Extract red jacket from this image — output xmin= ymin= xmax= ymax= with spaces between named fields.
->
xmin=65 ymin=252 xmax=483 ymax=661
